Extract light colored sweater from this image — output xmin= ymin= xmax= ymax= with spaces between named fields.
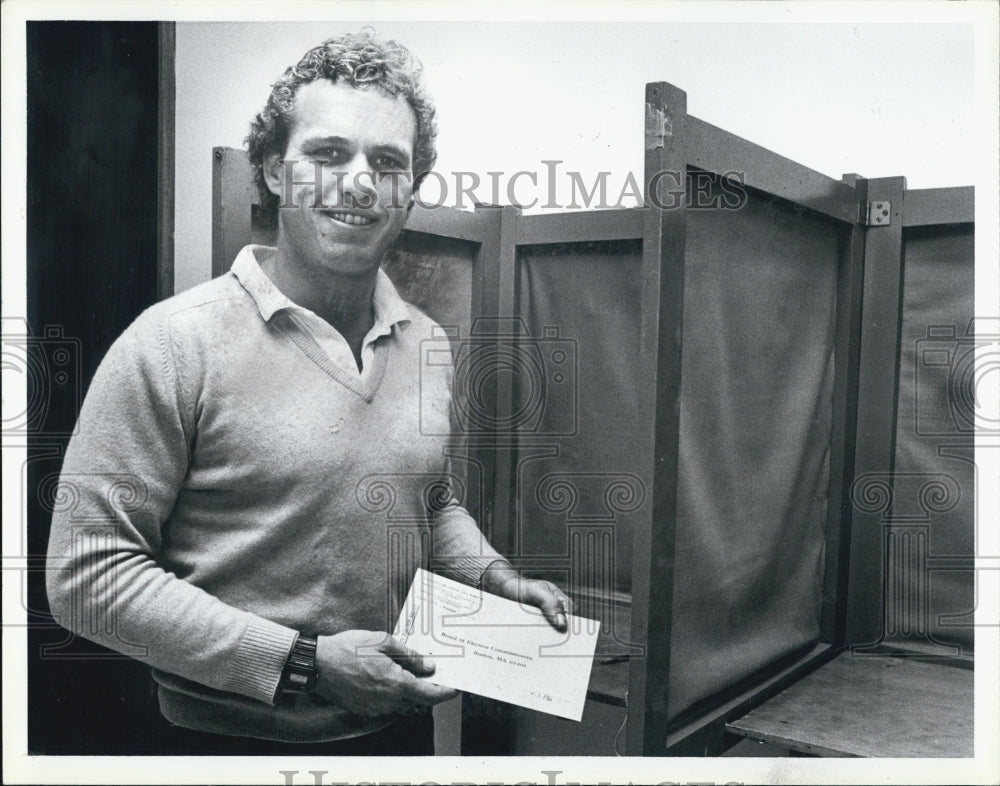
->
xmin=45 ymin=246 xmax=503 ymax=741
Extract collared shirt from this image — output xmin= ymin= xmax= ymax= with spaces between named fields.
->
xmin=231 ymin=245 xmax=412 ymax=381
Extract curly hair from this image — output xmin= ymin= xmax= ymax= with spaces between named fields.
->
xmin=246 ymin=29 xmax=438 ymax=229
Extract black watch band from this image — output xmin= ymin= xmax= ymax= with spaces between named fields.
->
xmin=279 ymin=634 xmax=318 ymax=695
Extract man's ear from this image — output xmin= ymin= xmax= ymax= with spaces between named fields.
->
xmin=262 ymin=153 xmax=284 ymax=198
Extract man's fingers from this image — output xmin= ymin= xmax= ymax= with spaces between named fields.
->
xmin=380 ymin=636 xmax=435 ymax=675
xmin=400 ymin=673 xmax=459 ymax=706
xmin=530 ymin=582 xmax=572 ymax=632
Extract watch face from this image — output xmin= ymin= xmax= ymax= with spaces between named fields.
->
xmin=285 ymin=673 xmax=312 ymax=690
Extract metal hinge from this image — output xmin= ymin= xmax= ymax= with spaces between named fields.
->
xmin=864 ymin=200 xmax=891 ymax=226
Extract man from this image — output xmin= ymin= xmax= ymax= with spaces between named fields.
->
xmin=46 ymin=30 xmax=570 ymax=755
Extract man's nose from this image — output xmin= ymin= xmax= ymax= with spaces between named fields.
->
xmin=337 ymin=154 xmax=377 ymax=209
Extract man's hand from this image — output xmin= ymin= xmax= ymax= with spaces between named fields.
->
xmin=314 ymin=630 xmax=458 ymax=716
xmin=481 ymin=562 xmax=574 ymax=632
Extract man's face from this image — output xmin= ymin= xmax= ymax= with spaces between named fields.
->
xmin=264 ymin=79 xmax=416 ymax=277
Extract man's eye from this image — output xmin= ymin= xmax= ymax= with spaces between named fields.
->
xmin=372 ymin=155 xmax=405 ymax=171
xmin=312 ymin=149 xmax=345 ymax=165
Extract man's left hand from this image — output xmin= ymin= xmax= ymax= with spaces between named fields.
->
xmin=481 ymin=562 xmax=573 ymax=632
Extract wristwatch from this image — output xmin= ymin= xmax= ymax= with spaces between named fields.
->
xmin=278 ymin=634 xmax=318 ymax=696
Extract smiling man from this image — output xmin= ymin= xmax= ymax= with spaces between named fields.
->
xmin=45 ymin=30 xmax=570 ymax=755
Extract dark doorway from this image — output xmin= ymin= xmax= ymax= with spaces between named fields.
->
xmin=26 ymin=21 xmax=169 ymax=754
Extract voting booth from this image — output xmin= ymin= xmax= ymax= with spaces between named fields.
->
xmin=22 ymin=19 xmax=977 ymax=758
xmin=209 ymin=79 xmax=976 ymax=757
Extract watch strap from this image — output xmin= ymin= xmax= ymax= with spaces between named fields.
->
xmin=279 ymin=634 xmax=318 ymax=695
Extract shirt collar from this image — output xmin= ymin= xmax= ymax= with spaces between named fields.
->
xmin=231 ymin=245 xmax=412 ymax=330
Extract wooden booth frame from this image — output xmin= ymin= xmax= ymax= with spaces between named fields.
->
xmin=211 ymin=80 xmax=974 ymax=756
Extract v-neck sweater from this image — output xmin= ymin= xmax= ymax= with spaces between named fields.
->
xmin=45 ymin=247 xmax=503 ymax=741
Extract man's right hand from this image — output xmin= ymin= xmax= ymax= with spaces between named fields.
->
xmin=313 ymin=630 xmax=458 ymax=716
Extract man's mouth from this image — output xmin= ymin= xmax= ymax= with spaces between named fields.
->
xmin=327 ymin=211 xmax=376 ymax=227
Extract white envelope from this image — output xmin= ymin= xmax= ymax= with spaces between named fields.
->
xmin=393 ymin=568 xmax=599 ymax=721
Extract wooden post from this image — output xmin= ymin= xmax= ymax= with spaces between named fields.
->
xmin=492 ymin=205 xmax=522 ymax=557
xmin=845 ymin=175 xmax=907 ymax=647
xmin=821 ymin=175 xmax=869 ymax=646
xmin=459 ymin=205 xmax=519 ymax=755
xmin=211 ymin=147 xmax=257 ymax=278
xmin=627 ymin=81 xmax=688 ymax=755
xmin=464 ymin=205 xmax=504 ymax=546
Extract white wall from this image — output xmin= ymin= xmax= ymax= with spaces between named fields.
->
xmin=175 ymin=19 xmax=976 ymax=292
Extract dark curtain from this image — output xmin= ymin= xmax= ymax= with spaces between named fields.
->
xmin=888 ymin=225 xmax=975 ymax=655
xmin=669 ymin=193 xmax=839 ymax=717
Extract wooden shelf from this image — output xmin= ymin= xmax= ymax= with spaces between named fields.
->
xmin=725 ymin=653 xmax=973 ymax=757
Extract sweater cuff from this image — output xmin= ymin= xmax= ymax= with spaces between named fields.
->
xmin=439 ymin=556 xmax=511 ymax=588
xmin=224 ymin=617 xmax=298 ymax=705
